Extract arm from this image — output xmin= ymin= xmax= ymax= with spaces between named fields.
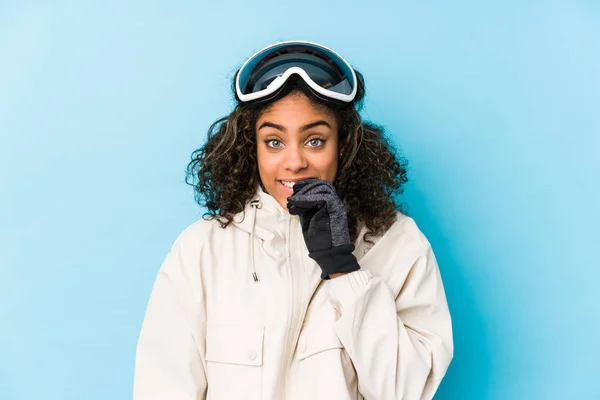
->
xmin=287 ymin=179 xmax=453 ymax=398
xmin=134 ymin=228 xmax=208 ymax=400
xmin=328 ymin=244 xmax=453 ymax=400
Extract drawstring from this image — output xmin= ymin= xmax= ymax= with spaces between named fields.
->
xmin=250 ymin=198 xmax=262 ymax=283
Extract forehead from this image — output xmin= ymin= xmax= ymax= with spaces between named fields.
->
xmin=257 ymin=93 xmax=335 ymax=122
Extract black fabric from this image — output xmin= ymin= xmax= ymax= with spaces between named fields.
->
xmin=287 ymin=179 xmax=361 ymax=279
xmin=309 ymin=244 xmax=361 ymax=280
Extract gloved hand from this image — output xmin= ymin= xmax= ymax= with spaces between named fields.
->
xmin=287 ymin=179 xmax=360 ymax=280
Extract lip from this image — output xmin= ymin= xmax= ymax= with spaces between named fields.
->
xmin=278 ymin=177 xmax=317 ymax=195
xmin=277 ymin=177 xmax=316 ymax=183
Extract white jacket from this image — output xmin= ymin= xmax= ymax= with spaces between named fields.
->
xmin=134 ymin=187 xmax=453 ymax=400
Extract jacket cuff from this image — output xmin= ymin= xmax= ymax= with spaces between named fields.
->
xmin=327 ymin=270 xmax=373 ymax=312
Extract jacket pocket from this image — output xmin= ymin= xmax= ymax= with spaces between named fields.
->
xmin=206 ymin=325 xmax=264 ymax=400
xmin=293 ymin=322 xmax=358 ymax=399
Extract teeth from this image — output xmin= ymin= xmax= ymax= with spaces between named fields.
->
xmin=281 ymin=181 xmax=296 ymax=188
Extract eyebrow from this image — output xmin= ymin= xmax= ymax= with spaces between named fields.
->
xmin=258 ymin=120 xmax=332 ymax=132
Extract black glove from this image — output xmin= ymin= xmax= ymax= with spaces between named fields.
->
xmin=287 ymin=179 xmax=360 ymax=280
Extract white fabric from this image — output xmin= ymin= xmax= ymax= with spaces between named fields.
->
xmin=134 ymin=187 xmax=453 ymax=399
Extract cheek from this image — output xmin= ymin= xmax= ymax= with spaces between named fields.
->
xmin=256 ymin=147 xmax=279 ymax=177
xmin=309 ymin=149 xmax=339 ymax=179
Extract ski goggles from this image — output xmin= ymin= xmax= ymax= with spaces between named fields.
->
xmin=235 ymin=40 xmax=357 ymax=105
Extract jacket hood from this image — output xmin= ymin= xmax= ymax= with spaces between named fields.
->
xmin=231 ymin=185 xmax=299 ymax=282
xmin=232 ymin=185 xmax=294 ymax=242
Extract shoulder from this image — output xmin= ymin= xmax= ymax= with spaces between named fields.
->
xmin=358 ymin=212 xmax=438 ymax=294
xmin=386 ymin=212 xmax=431 ymax=249
xmin=356 ymin=211 xmax=431 ymax=259
xmin=170 ymin=217 xmax=229 ymax=253
xmin=158 ymin=217 xmax=232 ymax=278
xmin=384 ymin=212 xmax=434 ymax=263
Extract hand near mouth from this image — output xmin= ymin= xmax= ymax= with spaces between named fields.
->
xmin=286 ymin=179 xmax=360 ymax=280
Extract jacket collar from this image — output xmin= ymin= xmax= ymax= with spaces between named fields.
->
xmin=232 ymin=185 xmax=293 ymax=241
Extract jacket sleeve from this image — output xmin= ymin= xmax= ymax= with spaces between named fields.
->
xmin=134 ymin=226 xmax=208 ymax=400
xmin=327 ymin=239 xmax=453 ymax=400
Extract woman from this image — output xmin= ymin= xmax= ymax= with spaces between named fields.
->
xmin=134 ymin=40 xmax=453 ymax=400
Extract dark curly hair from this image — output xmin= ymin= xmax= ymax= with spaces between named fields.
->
xmin=185 ymin=68 xmax=409 ymax=244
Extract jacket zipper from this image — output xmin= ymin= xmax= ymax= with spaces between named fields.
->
xmin=279 ymin=216 xmax=305 ymax=399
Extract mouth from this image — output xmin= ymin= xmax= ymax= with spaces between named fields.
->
xmin=277 ymin=178 xmax=316 ymax=193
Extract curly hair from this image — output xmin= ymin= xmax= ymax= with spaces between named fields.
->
xmin=185 ymin=69 xmax=409 ymax=244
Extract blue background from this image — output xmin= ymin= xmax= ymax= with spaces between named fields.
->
xmin=1 ymin=1 xmax=599 ymax=399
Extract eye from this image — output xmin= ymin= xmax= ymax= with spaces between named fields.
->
xmin=307 ymin=138 xmax=326 ymax=147
xmin=265 ymin=139 xmax=283 ymax=148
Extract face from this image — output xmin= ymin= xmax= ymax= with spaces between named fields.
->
xmin=256 ymin=92 xmax=339 ymax=210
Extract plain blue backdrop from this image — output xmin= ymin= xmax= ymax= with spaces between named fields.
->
xmin=1 ymin=1 xmax=599 ymax=399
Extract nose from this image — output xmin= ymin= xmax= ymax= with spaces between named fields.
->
xmin=283 ymin=146 xmax=308 ymax=172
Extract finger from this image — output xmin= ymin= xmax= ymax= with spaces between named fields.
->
xmin=287 ymin=202 xmax=313 ymax=215
xmin=292 ymin=179 xmax=331 ymax=196
xmin=298 ymin=207 xmax=319 ymax=231
xmin=288 ymin=188 xmax=326 ymax=203
xmin=294 ymin=180 xmax=331 ymax=195
xmin=287 ymin=204 xmax=306 ymax=216
xmin=291 ymin=179 xmax=320 ymax=195
xmin=287 ymin=198 xmax=326 ymax=212
xmin=294 ymin=181 xmax=338 ymax=198
xmin=291 ymin=178 xmax=320 ymax=193
xmin=306 ymin=207 xmax=333 ymax=251
xmin=288 ymin=193 xmax=337 ymax=209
